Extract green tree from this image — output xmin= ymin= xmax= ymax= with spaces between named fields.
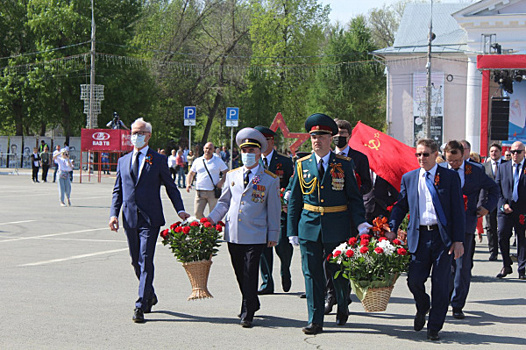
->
xmin=308 ymin=16 xmax=386 ymax=130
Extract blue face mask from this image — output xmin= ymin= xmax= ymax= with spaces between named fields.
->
xmin=131 ymin=134 xmax=146 ymax=149
xmin=242 ymin=152 xmax=257 ymax=167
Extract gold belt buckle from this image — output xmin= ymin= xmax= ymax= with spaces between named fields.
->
xmin=319 ymin=206 xmax=324 ymax=214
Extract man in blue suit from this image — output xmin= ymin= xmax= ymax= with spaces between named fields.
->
xmin=109 ymin=118 xmax=190 ymax=323
xmin=389 ymin=138 xmax=465 ymax=341
xmin=442 ymin=140 xmax=498 ymax=319
xmin=495 ymin=141 xmax=526 ymax=280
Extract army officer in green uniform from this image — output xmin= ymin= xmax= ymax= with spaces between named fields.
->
xmin=255 ymin=125 xmax=294 ymax=295
xmin=287 ymin=113 xmax=370 ymax=335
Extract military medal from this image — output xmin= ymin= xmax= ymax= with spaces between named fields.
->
xmin=252 ymin=184 xmax=266 ymax=203
xmin=276 ymin=163 xmax=284 ymax=178
xmin=330 ymin=163 xmax=345 ymax=191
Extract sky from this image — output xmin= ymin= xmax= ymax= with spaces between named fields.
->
xmin=320 ymin=0 xmax=475 ymax=24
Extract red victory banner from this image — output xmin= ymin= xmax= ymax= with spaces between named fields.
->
xmin=349 ymin=121 xmax=419 ymax=191
xmin=81 ymin=129 xmax=133 ymax=152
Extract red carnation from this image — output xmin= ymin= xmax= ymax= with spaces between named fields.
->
xmin=392 ymin=239 xmax=402 ymax=245
xmin=190 ymin=221 xmax=199 ymax=227
xmin=378 ymin=237 xmax=387 ymax=242
xmin=361 ymin=234 xmax=371 ymax=241
xmin=174 ymin=226 xmax=183 ymax=233
xmin=333 ymin=250 xmax=342 ymax=257
xmin=386 ymin=205 xmax=393 ymax=212
xmin=170 ymin=223 xmax=179 ymax=230
xmin=397 ymin=247 xmax=407 ymax=255
xmin=215 ymin=224 xmax=223 ymax=232
xmin=346 ymin=249 xmax=354 ymax=258
xmin=327 ymin=254 xmax=333 ymax=261
xmin=463 ymin=195 xmax=468 ymax=211
xmin=348 ymin=237 xmax=358 ymax=246
xmin=160 ymin=229 xmax=170 ymax=239
xmin=360 ymin=239 xmax=369 ymax=246
xmin=183 ymin=226 xmax=191 ymax=234
xmin=218 ymin=221 xmax=226 ymax=227
xmin=200 ymin=217 xmax=209 ymax=223
xmin=360 ymin=246 xmax=369 ymax=254
xmin=204 ymin=222 xmax=212 ymax=228
xmin=374 ymin=247 xmax=384 ymax=254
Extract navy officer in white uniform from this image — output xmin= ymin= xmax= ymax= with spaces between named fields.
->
xmin=207 ymin=127 xmax=281 ymax=328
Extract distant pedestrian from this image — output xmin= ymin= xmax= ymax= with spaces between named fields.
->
xmin=176 ymin=150 xmax=186 ymax=188
xmin=167 ymin=149 xmax=177 ymax=180
xmin=39 ymin=140 xmax=49 ymax=154
xmin=31 ymin=147 xmax=41 ymax=183
xmin=101 ymin=152 xmax=110 ymax=175
xmin=54 ymin=149 xmax=74 ymax=206
xmin=40 ymin=146 xmax=51 ymax=182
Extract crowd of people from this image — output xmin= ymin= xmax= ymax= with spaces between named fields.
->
xmin=106 ymin=115 xmax=524 ymax=341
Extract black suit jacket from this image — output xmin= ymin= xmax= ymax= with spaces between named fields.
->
xmin=364 ymin=175 xmax=399 ymax=217
xmin=266 ymin=150 xmax=294 ymax=190
xmin=341 ymin=147 xmax=372 ymax=195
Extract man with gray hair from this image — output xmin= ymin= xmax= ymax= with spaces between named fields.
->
xmin=186 ymin=142 xmax=228 ymax=218
xmin=110 ymin=117 xmax=190 ymax=323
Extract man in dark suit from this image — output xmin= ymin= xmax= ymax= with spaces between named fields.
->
xmin=389 ymin=138 xmax=465 ymax=341
xmin=109 ymin=118 xmax=190 ymax=323
xmin=495 ymin=141 xmax=526 ymax=280
xmin=364 ymin=173 xmax=399 ymax=223
xmin=288 ymin=113 xmax=370 ymax=334
xmin=442 ymin=141 xmax=498 ymax=319
xmin=483 ymin=143 xmax=506 ymax=261
xmin=254 ymin=126 xmax=294 ymax=295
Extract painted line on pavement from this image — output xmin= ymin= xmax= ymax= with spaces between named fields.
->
xmin=19 ymin=242 xmax=163 ymax=267
xmin=19 ymin=247 xmax=130 ymax=267
xmin=0 ymin=220 xmax=36 ymax=226
xmin=0 ymin=228 xmax=107 ymax=243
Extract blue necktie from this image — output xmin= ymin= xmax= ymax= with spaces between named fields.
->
xmin=513 ymin=163 xmax=521 ymax=202
xmin=425 ymin=171 xmax=447 ymax=226
xmin=132 ymin=152 xmax=140 ymax=184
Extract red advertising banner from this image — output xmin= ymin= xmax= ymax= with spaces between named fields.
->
xmin=81 ymin=129 xmax=133 ymax=152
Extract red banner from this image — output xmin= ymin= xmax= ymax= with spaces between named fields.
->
xmin=81 ymin=129 xmax=133 ymax=152
xmin=349 ymin=122 xmax=419 ymax=191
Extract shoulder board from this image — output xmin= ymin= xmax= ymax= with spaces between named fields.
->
xmin=298 ymin=155 xmax=311 ymax=162
xmin=335 ymin=154 xmax=351 ymax=161
xmin=276 ymin=152 xmax=288 ymax=158
xmin=227 ymin=166 xmax=243 ymax=174
xmin=264 ymin=169 xmax=278 ymax=178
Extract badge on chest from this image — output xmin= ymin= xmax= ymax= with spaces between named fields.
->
xmin=330 ymin=163 xmax=345 ymax=191
xmin=252 ymin=184 xmax=266 ymax=203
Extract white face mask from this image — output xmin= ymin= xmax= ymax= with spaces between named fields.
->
xmin=242 ymin=153 xmax=257 ymax=167
xmin=131 ymin=134 xmax=146 ymax=149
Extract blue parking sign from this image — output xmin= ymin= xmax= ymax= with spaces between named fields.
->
xmin=226 ymin=107 xmax=239 ymax=127
xmin=184 ymin=106 xmax=196 ymax=126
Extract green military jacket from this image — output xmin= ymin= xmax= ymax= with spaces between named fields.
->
xmin=287 ymin=151 xmax=366 ymax=243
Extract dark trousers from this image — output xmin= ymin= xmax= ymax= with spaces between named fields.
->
xmin=32 ymin=166 xmax=39 ymax=181
xmin=485 ymin=209 xmax=499 ymax=257
xmin=498 ymin=213 xmax=526 ymax=274
xmin=124 ymin=214 xmax=160 ymax=310
xmin=42 ymin=164 xmax=49 ymax=182
xmin=407 ymin=228 xmax=453 ymax=332
xmin=450 ymin=232 xmax=474 ymax=310
xmin=300 ymin=238 xmax=349 ymax=326
xmin=228 ymin=242 xmax=266 ymax=322
xmin=259 ymin=213 xmax=292 ymax=291
xmin=169 ymin=167 xmax=177 ymax=181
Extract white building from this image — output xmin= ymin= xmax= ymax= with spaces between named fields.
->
xmin=374 ymin=0 xmax=526 ymax=155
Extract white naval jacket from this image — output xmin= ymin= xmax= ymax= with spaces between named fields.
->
xmin=209 ymin=165 xmax=281 ymax=244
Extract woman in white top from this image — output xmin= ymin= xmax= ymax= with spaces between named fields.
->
xmin=53 ymin=149 xmax=74 ymax=206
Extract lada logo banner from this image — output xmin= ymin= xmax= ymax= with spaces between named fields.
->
xmin=81 ymin=129 xmax=133 ymax=152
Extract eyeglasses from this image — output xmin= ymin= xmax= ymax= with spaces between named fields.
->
xmin=510 ymin=150 xmax=524 ymax=154
xmin=132 ymin=131 xmax=149 ymax=136
xmin=415 ymin=152 xmax=430 ymax=158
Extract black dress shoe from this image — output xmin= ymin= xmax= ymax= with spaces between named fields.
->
xmin=414 ymin=310 xmax=428 ymax=331
xmin=452 ymin=308 xmax=465 ymax=319
xmin=519 ymin=274 xmax=526 ymax=280
xmin=336 ymin=307 xmax=349 ymax=326
xmin=133 ymin=308 xmax=145 ymax=323
xmin=299 ymin=292 xmax=306 ymax=298
xmin=489 ymin=254 xmax=498 ymax=261
xmin=282 ymin=277 xmax=292 ymax=293
xmin=302 ymin=323 xmax=323 ymax=335
xmin=257 ymin=287 xmax=274 ymax=295
xmin=324 ymin=297 xmax=336 ymax=315
xmin=427 ymin=329 xmax=440 ymax=341
xmin=496 ymin=266 xmax=512 ymax=278
xmin=240 ymin=320 xmax=253 ymax=328
xmin=144 ymin=295 xmax=158 ymax=313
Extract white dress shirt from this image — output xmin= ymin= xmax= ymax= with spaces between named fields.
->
xmin=418 ymin=164 xmax=438 ymax=226
xmin=243 ymin=164 xmax=260 ymax=184
xmin=336 ymin=145 xmax=350 ymax=157
xmin=314 ymin=152 xmax=331 ymax=173
xmin=263 ymin=149 xmax=274 ymax=168
xmin=131 ymin=146 xmax=149 ymax=180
